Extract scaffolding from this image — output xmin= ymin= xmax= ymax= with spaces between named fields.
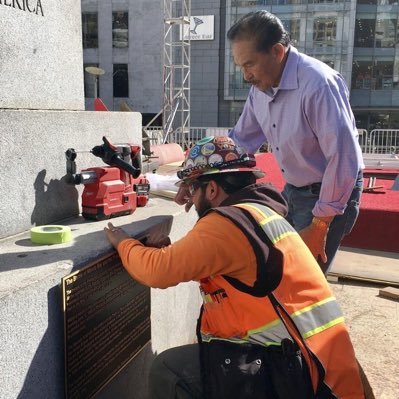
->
xmin=162 ymin=0 xmax=191 ymax=149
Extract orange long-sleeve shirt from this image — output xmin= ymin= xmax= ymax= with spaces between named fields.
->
xmin=117 ymin=212 xmax=258 ymax=289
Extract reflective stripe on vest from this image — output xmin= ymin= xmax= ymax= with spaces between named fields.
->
xmin=201 ymin=334 xmax=249 ymax=344
xmin=247 ymin=296 xmax=344 ymax=346
xmin=201 ymin=202 xmax=344 ymax=347
xmin=233 ymin=203 xmax=297 ymax=244
xmin=202 ymin=296 xmax=343 ymax=346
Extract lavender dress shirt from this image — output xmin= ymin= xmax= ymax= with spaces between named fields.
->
xmin=229 ymin=46 xmax=364 ymax=218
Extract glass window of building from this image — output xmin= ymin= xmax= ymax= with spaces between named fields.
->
xmin=389 ymin=112 xmax=399 ymax=128
xmin=323 ymin=60 xmax=335 ymax=69
xmin=230 ymin=65 xmax=250 ymax=90
xmin=273 ymin=0 xmax=303 ymax=4
xmin=354 ymin=18 xmax=375 ymax=47
xmin=281 ymin=19 xmax=301 ymax=46
xmin=372 ymin=59 xmax=394 ymax=90
xmin=82 ymin=13 xmax=98 ymax=49
xmin=352 ymin=59 xmax=373 ymax=89
xmin=353 ymin=58 xmax=394 ymax=90
xmin=231 ymin=1 xmax=270 ymax=5
xmin=354 ymin=111 xmax=399 ymax=131
xmin=84 ymin=63 xmax=100 ymax=98
xmin=354 ymin=112 xmax=369 ymax=130
xmin=313 ymin=0 xmax=343 ymax=3
xmin=313 ymin=16 xmax=337 ymax=47
xmin=393 ymin=55 xmax=399 ymax=88
xmin=375 ymin=16 xmax=396 ymax=48
xmin=370 ymin=112 xmax=389 ymax=130
xmin=113 ymin=64 xmax=129 ymax=98
xmin=113 ymin=12 xmax=129 ymax=48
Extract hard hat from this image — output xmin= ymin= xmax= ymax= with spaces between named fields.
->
xmin=176 ymin=136 xmax=265 ymax=185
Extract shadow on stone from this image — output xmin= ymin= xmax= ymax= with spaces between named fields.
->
xmin=17 ymin=286 xmax=65 ymax=399
xmin=95 ymin=344 xmax=157 ymax=399
xmin=31 ymin=169 xmax=79 ymax=227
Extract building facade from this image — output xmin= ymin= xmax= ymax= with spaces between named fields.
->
xmin=350 ymin=0 xmax=399 ymax=130
xmin=81 ymin=0 xmax=163 ymax=123
xmin=81 ymin=0 xmax=399 ymax=131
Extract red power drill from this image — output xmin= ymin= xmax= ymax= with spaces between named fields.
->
xmin=65 ymin=136 xmax=150 ymax=220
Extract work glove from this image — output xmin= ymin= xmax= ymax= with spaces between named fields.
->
xmin=298 ymin=217 xmax=332 ymax=264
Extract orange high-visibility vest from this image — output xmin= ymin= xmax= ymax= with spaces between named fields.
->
xmin=199 ymin=202 xmax=364 ymax=398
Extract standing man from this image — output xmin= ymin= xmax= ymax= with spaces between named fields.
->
xmin=105 ymin=136 xmax=365 ymax=399
xmin=226 ymin=10 xmax=364 ymax=273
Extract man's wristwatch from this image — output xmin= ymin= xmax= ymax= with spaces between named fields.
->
xmin=311 ymin=217 xmax=330 ymax=229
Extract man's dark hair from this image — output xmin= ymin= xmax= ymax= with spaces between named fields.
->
xmin=199 ymin=172 xmax=256 ymax=194
xmin=227 ymin=10 xmax=290 ymax=53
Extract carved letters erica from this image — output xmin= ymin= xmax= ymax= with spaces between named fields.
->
xmin=0 ymin=0 xmax=44 ymax=16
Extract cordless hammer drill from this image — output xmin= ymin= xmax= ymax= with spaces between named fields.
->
xmin=65 ymin=136 xmax=150 ymax=220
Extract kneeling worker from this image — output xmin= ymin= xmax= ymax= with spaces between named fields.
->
xmin=104 ymin=136 xmax=365 ymax=399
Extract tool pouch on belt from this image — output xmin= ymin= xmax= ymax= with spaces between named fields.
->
xmin=200 ymin=338 xmax=314 ymax=399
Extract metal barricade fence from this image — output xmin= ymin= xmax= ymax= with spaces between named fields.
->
xmin=143 ymin=126 xmax=164 ymax=145
xmin=143 ymin=126 xmax=399 ymax=155
xmin=357 ymin=129 xmax=369 ymax=153
xmin=366 ymin=129 xmax=399 ymax=155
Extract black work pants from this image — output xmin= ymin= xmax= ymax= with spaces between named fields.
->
xmin=149 ymin=344 xmax=203 ymax=399
xmin=148 ymin=341 xmax=313 ymax=399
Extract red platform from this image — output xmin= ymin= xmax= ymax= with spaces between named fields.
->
xmin=255 ymin=153 xmax=399 ymax=253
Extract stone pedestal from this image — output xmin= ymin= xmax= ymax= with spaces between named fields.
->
xmin=0 ymin=199 xmax=201 ymax=399
xmin=0 ymin=1 xmax=200 ymax=398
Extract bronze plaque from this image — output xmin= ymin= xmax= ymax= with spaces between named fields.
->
xmin=61 ymin=252 xmax=151 ymax=399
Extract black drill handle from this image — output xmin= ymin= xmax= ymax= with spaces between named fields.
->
xmin=91 ymin=136 xmax=141 ymax=178
xmin=110 ymin=154 xmax=141 ymax=178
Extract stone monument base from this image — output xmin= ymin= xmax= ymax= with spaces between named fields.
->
xmin=0 ymin=196 xmax=200 ymax=399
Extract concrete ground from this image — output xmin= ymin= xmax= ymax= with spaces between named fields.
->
xmin=330 ymin=249 xmax=399 ymax=399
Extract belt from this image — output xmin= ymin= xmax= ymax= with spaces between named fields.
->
xmin=293 ymin=182 xmax=321 ymax=191
xmin=292 ymin=170 xmax=363 ymax=191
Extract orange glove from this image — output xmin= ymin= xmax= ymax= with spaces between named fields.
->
xmin=298 ymin=217 xmax=333 ymax=263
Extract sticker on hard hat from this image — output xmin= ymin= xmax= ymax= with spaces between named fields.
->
xmin=197 ymin=137 xmax=214 ymax=145
xmin=225 ymin=152 xmax=239 ymax=161
xmin=208 ymin=154 xmax=223 ymax=165
xmin=189 ymin=145 xmax=201 ymax=158
xmin=194 ymin=155 xmax=207 ymax=165
xmin=184 ymin=159 xmax=195 ymax=168
xmin=201 ymin=143 xmax=215 ymax=156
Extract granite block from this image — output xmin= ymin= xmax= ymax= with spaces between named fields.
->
xmin=0 ymin=0 xmax=84 ymax=110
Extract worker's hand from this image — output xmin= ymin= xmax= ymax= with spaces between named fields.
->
xmin=104 ymin=222 xmax=130 ymax=249
xmin=174 ymin=184 xmax=193 ymax=212
xmin=298 ymin=217 xmax=332 ymax=264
